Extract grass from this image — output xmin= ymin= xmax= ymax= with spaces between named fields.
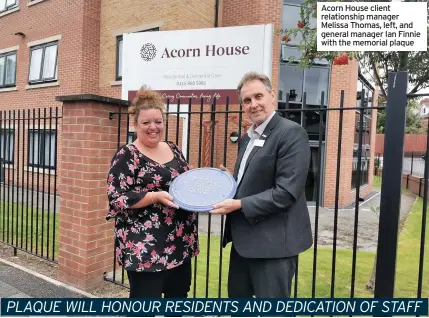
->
xmin=0 ymin=194 xmax=427 ymax=299
xmin=190 ymin=196 xmax=428 ymax=298
xmin=190 ymin=235 xmax=376 ymax=298
xmin=0 ymin=201 xmax=59 ymax=261
xmin=394 ymin=197 xmax=429 ymax=297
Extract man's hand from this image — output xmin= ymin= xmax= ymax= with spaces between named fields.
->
xmin=220 ymin=165 xmax=232 ymax=175
xmin=210 ymin=199 xmax=241 ymax=215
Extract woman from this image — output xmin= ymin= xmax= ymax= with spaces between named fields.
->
xmin=106 ymin=86 xmax=199 ymax=298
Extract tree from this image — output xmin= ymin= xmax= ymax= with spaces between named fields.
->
xmin=377 ymin=99 xmax=425 ymax=134
xmin=278 ymin=0 xmax=429 ymax=98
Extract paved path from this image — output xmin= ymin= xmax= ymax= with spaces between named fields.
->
xmin=0 ymin=261 xmax=86 ymax=298
xmin=196 ymin=191 xmax=416 ymax=252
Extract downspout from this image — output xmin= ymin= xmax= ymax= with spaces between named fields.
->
xmin=215 ymin=0 xmax=219 ymax=27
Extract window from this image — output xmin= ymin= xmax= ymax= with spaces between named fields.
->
xmin=280 ymin=0 xmax=330 ymax=105
xmin=116 ymin=36 xmax=123 ymax=80
xmin=351 ymin=111 xmax=372 ymax=189
xmin=0 ymin=128 xmax=14 ymax=164
xmin=28 ymin=41 xmax=58 ymax=84
xmin=281 ymin=0 xmax=327 ymax=66
xmin=279 ymin=64 xmax=329 ymax=105
xmin=28 ymin=129 xmax=56 ymax=169
xmin=356 ymin=75 xmax=374 ymax=116
xmin=116 ymin=27 xmax=159 ymax=80
xmin=0 ymin=51 xmax=16 ymax=88
xmin=127 ymin=131 xmax=136 ymax=144
xmin=0 ymin=0 xmax=18 ymax=13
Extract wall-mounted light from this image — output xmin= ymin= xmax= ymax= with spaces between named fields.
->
xmin=229 ymin=131 xmax=239 ymax=143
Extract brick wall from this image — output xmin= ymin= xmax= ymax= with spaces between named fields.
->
xmin=221 ymin=0 xmax=282 ymax=92
xmin=57 ymin=97 xmax=127 ymax=290
xmin=323 ymin=62 xmax=379 ymax=208
xmin=376 ymin=134 xmax=428 ymax=155
xmin=0 ymin=0 xmax=101 ymax=196
xmin=98 ymin=0 xmax=215 ymax=98
xmin=323 ymin=60 xmax=359 ymax=208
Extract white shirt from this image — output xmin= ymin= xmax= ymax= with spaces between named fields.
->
xmin=236 ymin=111 xmax=276 ymax=185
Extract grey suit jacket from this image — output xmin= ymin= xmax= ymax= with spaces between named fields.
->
xmin=223 ymin=113 xmax=313 ymax=258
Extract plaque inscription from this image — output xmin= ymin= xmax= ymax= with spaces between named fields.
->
xmin=169 ymin=168 xmax=237 ymax=212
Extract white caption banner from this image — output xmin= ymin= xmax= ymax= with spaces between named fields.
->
xmin=317 ymin=2 xmax=428 ymax=51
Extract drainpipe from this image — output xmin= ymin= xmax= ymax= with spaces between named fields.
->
xmin=215 ymin=0 xmax=219 ymax=27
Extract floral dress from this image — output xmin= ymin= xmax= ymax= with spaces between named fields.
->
xmin=106 ymin=141 xmax=199 ymax=272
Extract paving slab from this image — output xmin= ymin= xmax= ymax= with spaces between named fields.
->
xmin=0 ymin=280 xmax=21 ymax=297
xmin=0 ymin=263 xmax=85 ymax=298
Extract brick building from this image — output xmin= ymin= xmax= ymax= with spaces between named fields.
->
xmin=0 ymin=0 xmax=377 ymax=209
xmin=0 ymin=0 xmax=379 ymax=291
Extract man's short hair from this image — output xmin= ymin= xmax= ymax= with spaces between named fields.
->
xmin=237 ymin=72 xmax=272 ymax=96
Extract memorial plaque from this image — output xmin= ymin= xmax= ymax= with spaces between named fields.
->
xmin=169 ymin=168 xmax=237 ymax=212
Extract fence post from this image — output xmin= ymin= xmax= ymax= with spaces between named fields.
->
xmin=374 ymin=72 xmax=408 ymax=298
xmin=55 ymin=94 xmax=128 ymax=291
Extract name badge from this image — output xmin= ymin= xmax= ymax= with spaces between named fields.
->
xmin=254 ymin=139 xmax=265 ymax=147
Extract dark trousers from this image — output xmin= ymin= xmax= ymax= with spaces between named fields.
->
xmin=127 ymin=260 xmax=192 ymax=298
xmin=228 ymin=245 xmax=297 ymax=298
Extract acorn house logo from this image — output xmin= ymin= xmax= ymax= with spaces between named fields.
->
xmin=140 ymin=43 xmax=157 ymax=61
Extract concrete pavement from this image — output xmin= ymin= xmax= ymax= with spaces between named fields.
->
xmin=0 ymin=260 xmax=90 ymax=298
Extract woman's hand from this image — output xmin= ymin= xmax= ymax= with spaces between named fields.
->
xmin=153 ymin=191 xmax=179 ymax=209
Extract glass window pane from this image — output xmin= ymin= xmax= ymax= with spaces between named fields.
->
xmin=49 ymin=132 xmax=56 ymax=167
xmin=0 ymin=57 xmax=5 ymax=86
xmin=356 ymin=79 xmax=363 ymax=107
xmin=279 ymin=63 xmax=304 ymax=102
xmin=1 ymin=130 xmax=14 ymax=162
xmin=6 ymin=0 xmax=16 ymax=6
xmin=5 ymin=54 xmax=16 ymax=85
xmin=42 ymin=45 xmax=57 ymax=79
xmin=29 ymin=131 xmax=40 ymax=165
xmin=29 ymin=49 xmax=43 ymax=81
xmin=282 ymin=5 xmax=302 ymax=45
xmin=42 ymin=131 xmax=50 ymax=167
xmin=281 ymin=45 xmax=302 ymax=62
xmin=118 ymin=39 xmax=123 ymax=78
xmin=304 ymin=68 xmax=329 ymax=105
xmin=8 ymin=131 xmax=14 ymax=162
xmin=0 ymin=131 xmax=5 ymax=160
xmin=0 ymin=0 xmax=6 ymax=11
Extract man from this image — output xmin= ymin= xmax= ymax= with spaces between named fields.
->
xmin=209 ymin=72 xmax=313 ymax=298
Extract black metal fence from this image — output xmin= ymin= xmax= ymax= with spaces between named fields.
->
xmin=0 ymin=108 xmax=61 ymax=263
xmin=103 ymin=88 xmax=428 ymax=299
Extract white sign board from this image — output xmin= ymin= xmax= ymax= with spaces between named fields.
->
xmin=122 ymin=24 xmax=273 ymax=105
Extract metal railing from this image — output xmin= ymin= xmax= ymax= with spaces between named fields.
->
xmin=0 ymin=108 xmax=61 ymax=263
xmin=102 ymin=89 xmax=427 ymax=299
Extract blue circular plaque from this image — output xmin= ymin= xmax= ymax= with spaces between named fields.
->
xmin=169 ymin=168 xmax=237 ymax=212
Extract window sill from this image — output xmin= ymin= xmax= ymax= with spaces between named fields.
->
xmin=26 ymin=81 xmax=60 ymax=90
xmin=28 ymin=0 xmax=47 ymax=6
xmin=111 ymin=80 xmax=122 ymax=86
xmin=0 ymin=87 xmax=18 ymax=93
xmin=24 ymin=166 xmax=56 ymax=175
xmin=0 ymin=7 xmax=19 ymax=18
